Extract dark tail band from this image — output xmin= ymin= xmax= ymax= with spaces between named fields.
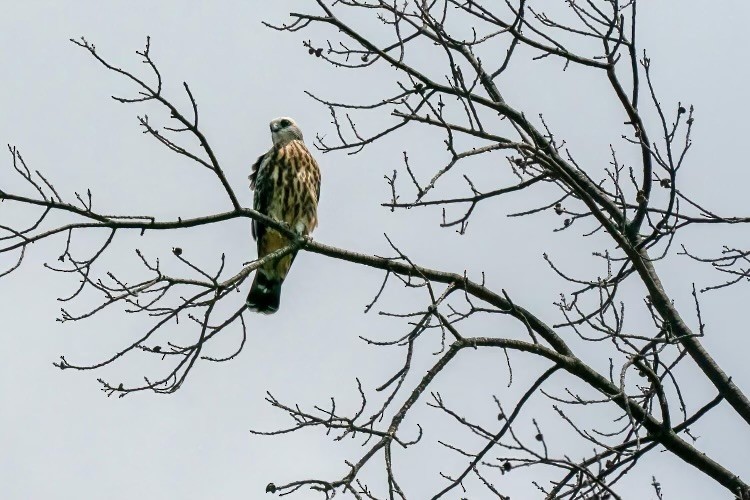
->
xmin=246 ymin=270 xmax=283 ymax=314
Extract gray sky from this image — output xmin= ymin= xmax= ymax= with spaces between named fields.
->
xmin=1 ymin=1 xmax=749 ymax=499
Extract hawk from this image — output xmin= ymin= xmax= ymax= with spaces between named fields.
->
xmin=247 ymin=117 xmax=321 ymax=313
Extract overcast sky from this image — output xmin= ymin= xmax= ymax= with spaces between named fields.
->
xmin=1 ymin=2 xmax=749 ymax=499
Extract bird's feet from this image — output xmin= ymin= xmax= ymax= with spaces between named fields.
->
xmin=292 ymin=222 xmax=313 ymax=245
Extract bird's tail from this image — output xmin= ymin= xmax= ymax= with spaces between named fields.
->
xmin=246 ymin=270 xmax=283 ymax=314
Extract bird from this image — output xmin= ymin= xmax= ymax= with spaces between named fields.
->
xmin=246 ymin=117 xmax=321 ymax=314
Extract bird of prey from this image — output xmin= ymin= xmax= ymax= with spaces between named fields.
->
xmin=247 ymin=117 xmax=321 ymax=313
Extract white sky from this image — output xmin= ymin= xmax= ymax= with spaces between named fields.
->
xmin=1 ymin=2 xmax=749 ymax=499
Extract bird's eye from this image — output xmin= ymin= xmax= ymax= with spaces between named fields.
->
xmin=280 ymin=119 xmax=291 ymax=128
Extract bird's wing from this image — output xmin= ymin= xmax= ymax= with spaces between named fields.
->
xmin=250 ymin=151 xmax=271 ymax=241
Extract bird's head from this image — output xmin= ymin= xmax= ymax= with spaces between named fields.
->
xmin=270 ymin=117 xmax=303 ymax=147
